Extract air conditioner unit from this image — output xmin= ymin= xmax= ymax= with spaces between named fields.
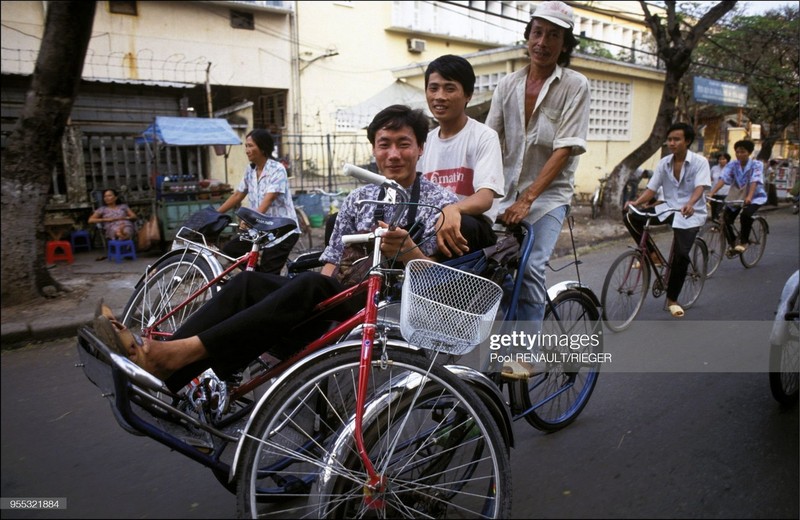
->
xmin=407 ymin=38 xmax=427 ymax=53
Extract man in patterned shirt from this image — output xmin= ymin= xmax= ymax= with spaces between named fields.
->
xmin=93 ymin=104 xmax=458 ymax=391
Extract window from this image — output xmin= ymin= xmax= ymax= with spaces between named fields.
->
xmin=109 ymin=1 xmax=137 ymax=16
xmin=475 ymin=72 xmax=505 ymax=92
xmin=230 ymin=10 xmax=255 ymax=30
xmin=255 ymin=92 xmax=286 ymax=130
xmin=588 ymin=79 xmax=631 ymax=141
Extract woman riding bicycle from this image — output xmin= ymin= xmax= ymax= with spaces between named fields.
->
xmin=93 ymin=105 xmax=459 ymax=392
xmin=707 ymin=139 xmax=767 ymax=255
xmin=216 ymin=129 xmax=300 ymax=274
xmin=622 ymin=122 xmax=710 ymax=318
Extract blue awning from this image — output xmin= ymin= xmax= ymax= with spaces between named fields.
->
xmin=137 ymin=116 xmax=242 ymax=146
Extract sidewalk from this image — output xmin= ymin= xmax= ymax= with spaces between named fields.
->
xmin=1 ymin=202 xmax=791 ymax=349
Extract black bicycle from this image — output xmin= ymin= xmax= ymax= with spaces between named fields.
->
xmin=702 ymin=199 xmax=768 ymax=277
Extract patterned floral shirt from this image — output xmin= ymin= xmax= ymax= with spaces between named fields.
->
xmin=237 ymin=158 xmax=299 ymax=237
xmin=320 ymin=175 xmax=459 ymax=266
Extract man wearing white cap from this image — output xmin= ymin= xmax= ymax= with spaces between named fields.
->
xmin=485 ymin=1 xmax=590 ymax=379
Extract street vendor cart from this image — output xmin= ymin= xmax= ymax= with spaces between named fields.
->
xmin=137 ymin=116 xmax=241 ymax=242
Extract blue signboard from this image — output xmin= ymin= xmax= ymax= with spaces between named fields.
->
xmin=693 ymin=76 xmax=748 ymax=107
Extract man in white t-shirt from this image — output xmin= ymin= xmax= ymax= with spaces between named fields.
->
xmin=418 ymin=54 xmax=505 ymax=258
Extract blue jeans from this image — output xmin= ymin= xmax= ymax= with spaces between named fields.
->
xmin=516 ymin=205 xmax=568 ymax=328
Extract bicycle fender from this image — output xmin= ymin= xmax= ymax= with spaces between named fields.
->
xmin=444 ymin=364 xmax=514 ymax=449
xmin=229 ymin=339 xmax=419 ymax=483
xmin=770 ymin=270 xmax=799 ymax=346
xmin=131 ymin=246 xmax=224 ymax=288
xmin=547 ymin=280 xmax=602 ymax=308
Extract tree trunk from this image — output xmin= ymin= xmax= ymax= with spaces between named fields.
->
xmin=600 ymin=1 xmax=736 ymax=217
xmin=0 ymin=2 xmax=96 ymax=306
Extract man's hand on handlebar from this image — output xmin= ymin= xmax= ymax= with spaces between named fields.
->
xmin=376 ymin=221 xmax=423 ymax=263
xmin=501 ymin=198 xmax=533 ymax=225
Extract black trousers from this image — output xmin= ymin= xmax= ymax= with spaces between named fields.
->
xmin=623 ymin=211 xmax=699 ymax=302
xmin=222 ymin=232 xmax=299 ymax=274
xmin=709 ymin=195 xmax=726 ymax=222
xmin=723 ymin=204 xmax=761 ymax=247
xmin=165 ymin=271 xmax=361 ymax=390
xmin=460 ymin=214 xmax=497 ymax=250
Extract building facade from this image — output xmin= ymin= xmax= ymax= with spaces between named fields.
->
xmin=2 ymin=0 xmax=671 ymax=216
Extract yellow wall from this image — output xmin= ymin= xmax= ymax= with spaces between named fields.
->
xmin=295 ymin=1 xmax=492 ymax=134
xmin=1 ymin=1 xmax=292 ymax=90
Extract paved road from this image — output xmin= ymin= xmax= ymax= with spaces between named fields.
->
xmin=1 ymin=209 xmax=797 ymax=518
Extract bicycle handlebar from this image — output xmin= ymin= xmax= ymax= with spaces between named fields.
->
xmin=341 ymin=231 xmax=375 ymax=244
xmin=344 ymin=163 xmax=396 ymax=190
xmin=626 ymin=204 xmax=680 ymax=218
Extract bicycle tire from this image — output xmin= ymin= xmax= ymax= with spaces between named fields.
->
xmin=235 ymin=348 xmax=511 ymax=518
xmin=295 ymin=207 xmax=313 ymax=251
xmin=677 ymin=237 xmax=707 ymax=309
xmin=601 ymin=250 xmax=649 ymax=332
xmin=514 ymin=290 xmax=602 ymax=432
xmin=121 ymin=251 xmax=218 ymax=338
xmin=769 ymin=287 xmax=799 ymax=406
xmin=739 ymin=217 xmax=767 ymax=268
xmin=703 ymin=222 xmax=725 ymax=277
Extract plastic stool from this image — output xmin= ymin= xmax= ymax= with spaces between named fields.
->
xmin=70 ymin=229 xmax=92 ymax=252
xmin=46 ymin=240 xmax=74 ymax=264
xmin=107 ymin=239 xmax=137 ymax=263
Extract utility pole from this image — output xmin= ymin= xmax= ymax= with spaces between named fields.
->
xmin=205 ymin=62 xmax=213 ymax=117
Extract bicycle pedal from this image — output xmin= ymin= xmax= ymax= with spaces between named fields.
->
xmin=181 ymin=436 xmax=214 ymax=454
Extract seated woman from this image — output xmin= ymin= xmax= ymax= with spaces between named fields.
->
xmin=88 ymin=189 xmax=137 ymax=241
xmin=707 ymin=139 xmax=767 ymax=254
xmin=93 ymin=105 xmax=459 ymax=393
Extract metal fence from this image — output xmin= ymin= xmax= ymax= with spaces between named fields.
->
xmin=278 ymin=133 xmax=374 ymax=194
xmin=31 ymin=130 xmax=375 ymax=213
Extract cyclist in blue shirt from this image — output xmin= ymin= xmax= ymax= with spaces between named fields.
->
xmin=708 ymin=139 xmax=767 ymax=254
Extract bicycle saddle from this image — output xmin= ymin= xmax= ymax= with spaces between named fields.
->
xmin=236 ymin=207 xmax=298 ymax=235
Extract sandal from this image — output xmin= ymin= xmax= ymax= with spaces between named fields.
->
xmin=501 ymin=360 xmax=542 ymax=380
xmin=93 ymin=315 xmax=142 ymax=356
xmin=667 ymin=304 xmax=685 ymax=318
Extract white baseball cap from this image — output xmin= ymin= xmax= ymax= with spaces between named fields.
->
xmin=532 ymin=1 xmax=574 ymax=30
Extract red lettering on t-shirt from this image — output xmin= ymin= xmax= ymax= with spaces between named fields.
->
xmin=424 ymin=168 xmax=475 ymax=197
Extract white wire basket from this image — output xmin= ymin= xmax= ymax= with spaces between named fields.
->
xmin=400 ymin=259 xmax=503 ymax=355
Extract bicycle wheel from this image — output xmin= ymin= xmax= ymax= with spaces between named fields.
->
xmin=677 ymin=237 xmax=707 ymax=309
xmin=591 ymin=188 xmax=600 ymax=219
xmin=121 ymin=251 xmax=218 ymax=337
xmin=703 ymin=222 xmax=725 ymax=277
xmin=514 ymin=290 xmax=602 ymax=432
xmin=236 ymin=348 xmax=511 ymax=518
xmin=740 ymin=217 xmax=768 ymax=268
xmin=769 ymin=290 xmax=799 ymax=406
xmin=601 ymin=250 xmax=649 ymax=332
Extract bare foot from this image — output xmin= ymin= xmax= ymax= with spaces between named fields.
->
xmin=130 ymin=338 xmax=174 ymax=381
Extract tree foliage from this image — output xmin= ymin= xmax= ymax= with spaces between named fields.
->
xmin=601 ymin=1 xmax=736 ymax=216
xmin=688 ymin=4 xmax=799 ymax=161
xmin=0 ymin=2 xmax=96 ymax=306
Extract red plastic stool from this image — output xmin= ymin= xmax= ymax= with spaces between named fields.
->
xmin=46 ymin=240 xmax=74 ymax=264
